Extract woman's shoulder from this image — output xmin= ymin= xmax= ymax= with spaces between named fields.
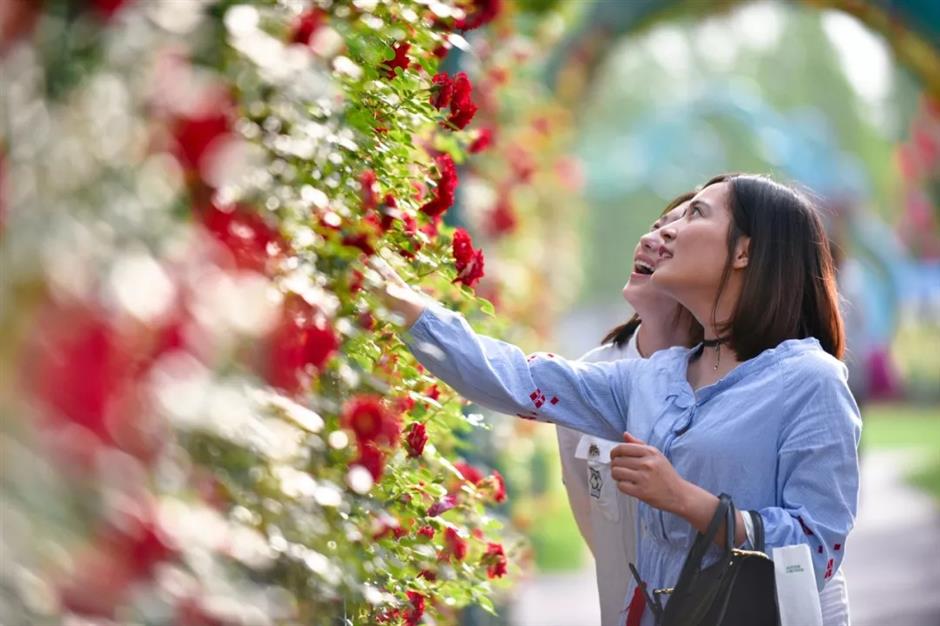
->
xmin=770 ymin=339 xmax=853 ymax=407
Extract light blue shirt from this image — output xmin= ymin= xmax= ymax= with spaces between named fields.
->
xmin=405 ymin=305 xmax=861 ymax=623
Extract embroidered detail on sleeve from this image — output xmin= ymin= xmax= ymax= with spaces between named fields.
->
xmin=824 ymin=558 xmax=834 ymax=579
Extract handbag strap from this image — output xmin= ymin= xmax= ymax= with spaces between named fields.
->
xmin=673 ymin=493 xmax=734 ymax=590
xmin=748 ymin=509 xmax=765 ymax=553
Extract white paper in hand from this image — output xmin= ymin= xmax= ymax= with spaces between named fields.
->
xmin=772 ymin=544 xmax=823 ymax=626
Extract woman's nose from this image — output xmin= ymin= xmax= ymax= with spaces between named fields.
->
xmin=640 ymin=231 xmax=660 ymax=250
xmin=659 ymin=225 xmax=677 ymax=242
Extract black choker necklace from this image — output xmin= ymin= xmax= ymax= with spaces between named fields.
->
xmin=699 ymin=337 xmax=729 ymax=371
xmin=701 ymin=336 xmax=728 ymax=348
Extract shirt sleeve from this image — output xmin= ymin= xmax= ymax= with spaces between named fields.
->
xmin=404 ymin=305 xmax=634 ymax=442
xmin=756 ymin=358 xmax=862 ymax=591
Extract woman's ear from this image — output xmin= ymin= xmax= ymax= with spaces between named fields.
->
xmin=732 ymin=236 xmax=750 ymax=269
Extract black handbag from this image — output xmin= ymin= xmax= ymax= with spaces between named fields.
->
xmin=630 ymin=493 xmax=780 ymax=626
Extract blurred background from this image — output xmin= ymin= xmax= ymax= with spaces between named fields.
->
xmin=1 ymin=1 xmax=938 ymax=625
xmin=505 ymin=2 xmax=940 ymax=625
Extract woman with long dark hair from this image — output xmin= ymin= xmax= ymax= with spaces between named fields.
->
xmin=375 ymin=174 xmax=860 ymax=625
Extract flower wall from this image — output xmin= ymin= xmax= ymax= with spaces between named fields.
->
xmin=0 ymin=1 xmax=583 ymax=624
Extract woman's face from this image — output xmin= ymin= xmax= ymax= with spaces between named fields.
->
xmin=650 ymin=182 xmax=748 ymax=304
xmin=621 ymin=200 xmax=689 ymax=308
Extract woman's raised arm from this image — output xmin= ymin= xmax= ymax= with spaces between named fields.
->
xmin=371 ymin=258 xmax=635 ymax=441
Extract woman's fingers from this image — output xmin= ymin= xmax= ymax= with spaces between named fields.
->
xmin=610 ymin=466 xmax=643 ymax=483
xmin=610 ymin=442 xmax=651 ymax=461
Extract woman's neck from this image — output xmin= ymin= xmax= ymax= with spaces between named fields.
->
xmin=634 ymin=307 xmax=691 ymax=358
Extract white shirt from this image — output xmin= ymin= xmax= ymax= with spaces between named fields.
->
xmin=556 ymin=331 xmax=850 ymax=626
xmin=556 ymin=332 xmax=640 ymax=626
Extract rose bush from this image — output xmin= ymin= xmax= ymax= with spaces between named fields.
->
xmin=0 ymin=0 xmax=582 ymax=624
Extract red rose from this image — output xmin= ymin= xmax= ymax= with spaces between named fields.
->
xmin=266 ymin=297 xmax=338 ymax=394
xmin=417 ymin=525 xmax=435 ymax=539
xmin=451 ymin=228 xmax=485 ymax=288
xmin=430 ymin=72 xmax=454 ymax=109
xmin=485 ymin=198 xmax=517 ymax=237
xmin=487 ymin=469 xmax=507 ymax=503
xmin=202 ymin=202 xmax=286 ymax=275
xmin=354 ymin=442 xmax=386 ymax=481
xmin=420 ymin=153 xmax=458 ymax=218
xmin=89 ymin=0 xmax=131 ymax=21
xmin=290 ymin=7 xmax=325 ymax=45
xmin=427 ymin=494 xmax=457 ymax=517
xmin=439 ymin=526 xmax=468 ymax=562
xmin=173 ymin=108 xmax=231 ymax=179
xmin=430 ymin=72 xmax=478 ymax=130
xmin=468 ymin=127 xmax=493 ymax=153
xmin=447 ymin=72 xmax=478 ymax=129
xmin=455 ymin=0 xmax=502 ymax=30
xmin=453 ymin=460 xmax=484 ymax=485
xmin=404 ymin=592 xmax=425 ymax=626
xmin=360 ymin=170 xmax=378 ymax=210
xmin=426 ymin=384 xmax=440 ymax=401
xmin=343 ymin=395 xmax=401 ymax=446
xmin=482 ymin=542 xmax=508 ymax=579
xmin=384 ymin=41 xmax=411 ymax=78
xmin=405 ymin=422 xmax=428 ymax=457
xmin=0 ymin=0 xmax=41 ymax=56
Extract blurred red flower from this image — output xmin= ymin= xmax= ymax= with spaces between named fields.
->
xmin=201 ymin=202 xmax=286 ymax=275
xmin=406 ymin=421 xmax=428 ymax=457
xmin=482 ymin=542 xmax=508 ymax=578
xmin=469 ymin=127 xmax=493 ymax=153
xmin=266 ymin=296 xmax=338 ymax=394
xmin=439 ymin=526 xmax=468 ymax=561
xmin=485 ymin=197 xmax=517 ymax=237
xmin=290 ymin=7 xmax=325 ymax=45
xmin=404 ymin=591 xmax=425 ymax=626
xmin=455 ymin=0 xmax=502 ymax=30
xmin=384 ymin=41 xmax=411 ymax=78
xmin=451 ymin=228 xmax=485 ymax=288
xmin=420 ymin=154 xmax=458 ymax=218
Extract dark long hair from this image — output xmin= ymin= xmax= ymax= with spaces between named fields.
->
xmin=602 ymin=191 xmax=701 ymax=347
xmin=706 ymin=174 xmax=845 ymax=360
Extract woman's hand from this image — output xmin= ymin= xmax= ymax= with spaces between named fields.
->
xmin=610 ymin=432 xmax=692 ymax=515
xmin=368 ymin=256 xmax=430 ymax=328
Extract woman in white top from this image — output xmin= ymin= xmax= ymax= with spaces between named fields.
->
xmin=556 ymin=192 xmax=701 ymax=626
xmin=556 ymin=189 xmax=851 ymax=626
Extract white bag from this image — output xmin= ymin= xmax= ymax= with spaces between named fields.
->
xmin=772 ymin=544 xmax=824 ymax=626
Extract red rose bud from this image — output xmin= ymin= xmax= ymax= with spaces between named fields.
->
xmin=266 ymin=297 xmax=338 ymax=394
xmin=290 ymin=7 xmax=325 ymax=45
xmin=0 ymin=0 xmax=41 ymax=56
xmin=427 ymin=494 xmax=457 ymax=517
xmin=447 ymin=72 xmax=478 ymax=129
xmin=455 ymin=0 xmax=502 ymax=30
xmin=439 ymin=527 xmax=468 ymax=562
xmin=469 ymin=127 xmax=493 ymax=153
xmin=419 ymin=153 xmax=458 ymax=218
xmin=482 ymin=542 xmax=508 ymax=579
xmin=451 ymin=228 xmax=485 ymax=288
xmin=426 ymin=384 xmax=441 ymax=401
xmin=384 ymin=41 xmax=411 ymax=78
xmin=405 ymin=422 xmax=428 ymax=457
